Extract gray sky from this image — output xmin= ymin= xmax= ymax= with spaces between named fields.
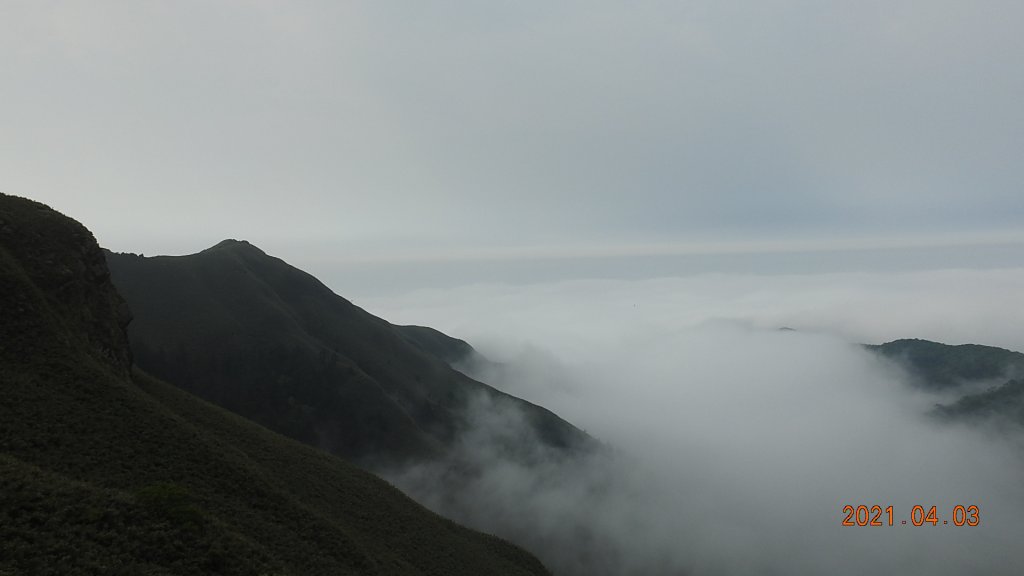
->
xmin=3 ymin=1 xmax=1022 ymax=287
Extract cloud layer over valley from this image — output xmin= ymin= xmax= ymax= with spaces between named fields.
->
xmin=367 ymin=268 xmax=1024 ymax=575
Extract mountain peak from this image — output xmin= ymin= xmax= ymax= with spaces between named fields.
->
xmin=106 ymin=243 xmax=594 ymax=463
xmin=3 ymin=194 xmax=554 ymax=576
xmin=205 ymin=238 xmax=266 ymax=255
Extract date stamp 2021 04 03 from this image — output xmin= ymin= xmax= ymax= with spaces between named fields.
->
xmin=841 ymin=505 xmax=979 ymax=527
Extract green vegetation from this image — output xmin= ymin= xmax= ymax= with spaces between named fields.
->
xmin=105 ymin=240 xmax=592 ymax=465
xmin=0 ymin=193 xmax=551 ymax=575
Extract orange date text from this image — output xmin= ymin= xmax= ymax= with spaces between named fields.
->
xmin=841 ymin=505 xmax=979 ymax=527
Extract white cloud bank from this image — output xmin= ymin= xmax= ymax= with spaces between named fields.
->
xmin=365 ymin=268 xmax=1024 ymax=575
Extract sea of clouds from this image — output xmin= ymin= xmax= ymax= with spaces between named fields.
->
xmin=364 ymin=268 xmax=1024 ymax=575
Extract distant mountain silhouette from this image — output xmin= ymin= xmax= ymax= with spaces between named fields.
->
xmin=0 ymin=193 xmax=552 ymax=575
xmin=867 ymin=338 xmax=1024 ymax=426
xmin=866 ymin=338 xmax=1024 ymax=390
xmin=105 ymin=240 xmax=592 ymax=465
xmin=935 ymin=379 xmax=1024 ymax=422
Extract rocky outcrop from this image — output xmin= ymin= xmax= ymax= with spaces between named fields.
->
xmin=0 ymin=194 xmax=133 ymax=377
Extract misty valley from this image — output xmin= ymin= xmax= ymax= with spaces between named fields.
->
xmin=4 ymin=193 xmax=1024 ymax=575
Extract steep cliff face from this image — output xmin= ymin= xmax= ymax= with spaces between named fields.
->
xmin=0 ymin=194 xmax=132 ymax=377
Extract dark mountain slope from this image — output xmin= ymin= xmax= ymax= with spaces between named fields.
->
xmin=935 ymin=379 xmax=1024 ymax=422
xmin=866 ymin=338 xmax=1024 ymax=427
xmin=866 ymin=338 xmax=1024 ymax=390
xmin=395 ymin=324 xmax=475 ymax=366
xmin=0 ymin=193 xmax=551 ymax=575
xmin=105 ymin=241 xmax=591 ymax=464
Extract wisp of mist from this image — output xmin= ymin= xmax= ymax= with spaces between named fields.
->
xmin=365 ymin=269 xmax=1024 ymax=575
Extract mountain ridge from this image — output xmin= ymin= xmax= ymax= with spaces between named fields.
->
xmin=866 ymin=338 xmax=1024 ymax=390
xmin=866 ymin=337 xmax=1024 ymax=426
xmin=105 ymin=239 xmax=594 ymax=466
xmin=0 ymin=192 xmax=553 ymax=575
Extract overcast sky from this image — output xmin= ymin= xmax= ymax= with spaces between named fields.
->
xmin=2 ymin=1 xmax=1022 ymax=285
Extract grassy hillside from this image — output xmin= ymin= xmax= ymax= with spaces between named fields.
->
xmin=0 ymin=193 xmax=551 ymax=575
xmin=866 ymin=338 xmax=1024 ymax=389
xmin=105 ymin=241 xmax=591 ymax=465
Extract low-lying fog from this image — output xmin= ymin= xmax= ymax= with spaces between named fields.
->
xmin=363 ymin=268 xmax=1024 ymax=575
